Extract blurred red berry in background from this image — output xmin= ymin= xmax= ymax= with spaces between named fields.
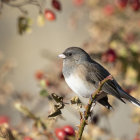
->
xmin=73 ymin=0 xmax=84 ymax=6
xmin=44 ymin=10 xmax=56 ymax=21
xmin=23 ymin=137 xmax=33 ymax=140
xmin=0 ymin=116 xmax=9 ymax=125
xmin=101 ymin=49 xmax=117 ymax=63
xmin=134 ymin=138 xmax=140 ymax=140
xmin=134 ymin=134 xmax=140 ymax=140
xmin=52 ymin=0 xmax=61 ymax=11
xmin=107 ymin=49 xmax=117 ymax=62
xmin=116 ymin=0 xmax=128 ymax=9
xmin=55 ymin=128 xmax=67 ymax=140
xmin=35 ymin=70 xmax=44 ymax=80
xmin=130 ymin=0 xmax=140 ymax=11
xmin=125 ymin=33 xmax=135 ymax=43
xmin=103 ymin=4 xmax=115 ymax=16
xmin=45 ymin=79 xmax=50 ymax=86
xmin=62 ymin=125 xmax=75 ymax=136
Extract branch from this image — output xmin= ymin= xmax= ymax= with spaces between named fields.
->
xmin=76 ymin=75 xmax=113 ymax=140
xmin=0 ymin=126 xmax=15 ymax=140
xmin=14 ymin=102 xmax=54 ymax=139
xmin=2 ymin=0 xmax=42 ymax=14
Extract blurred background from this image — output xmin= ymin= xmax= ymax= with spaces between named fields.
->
xmin=0 ymin=0 xmax=140 ymax=140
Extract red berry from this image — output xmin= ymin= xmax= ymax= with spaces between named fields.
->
xmin=23 ymin=137 xmax=33 ymax=140
xmin=0 ymin=116 xmax=9 ymax=125
xmin=44 ymin=10 xmax=56 ymax=21
xmin=107 ymin=49 xmax=117 ymax=62
xmin=103 ymin=4 xmax=115 ymax=16
xmin=55 ymin=128 xmax=67 ymax=140
xmin=134 ymin=136 xmax=140 ymax=140
xmin=130 ymin=0 xmax=140 ymax=11
xmin=116 ymin=0 xmax=128 ymax=9
xmin=108 ymin=54 xmax=116 ymax=62
xmin=73 ymin=0 xmax=84 ymax=6
xmin=35 ymin=70 xmax=44 ymax=80
xmin=101 ymin=49 xmax=117 ymax=63
xmin=134 ymin=138 xmax=140 ymax=140
xmin=52 ymin=0 xmax=61 ymax=11
xmin=45 ymin=79 xmax=50 ymax=86
xmin=62 ymin=125 xmax=75 ymax=136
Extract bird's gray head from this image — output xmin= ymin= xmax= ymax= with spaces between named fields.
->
xmin=58 ymin=47 xmax=91 ymax=64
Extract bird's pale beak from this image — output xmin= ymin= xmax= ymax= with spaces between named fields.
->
xmin=58 ymin=54 xmax=66 ymax=59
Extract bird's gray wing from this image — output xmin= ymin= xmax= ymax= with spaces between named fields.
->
xmin=85 ymin=61 xmax=126 ymax=103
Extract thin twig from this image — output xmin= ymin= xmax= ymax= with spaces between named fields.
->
xmin=76 ymin=75 xmax=113 ymax=140
xmin=2 ymin=0 xmax=31 ymax=7
xmin=0 ymin=126 xmax=15 ymax=140
xmin=2 ymin=0 xmax=42 ymax=14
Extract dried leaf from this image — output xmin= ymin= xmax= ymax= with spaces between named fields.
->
xmin=48 ymin=109 xmax=62 ymax=117
xmin=14 ymin=102 xmax=37 ymax=120
xmin=51 ymin=93 xmax=63 ymax=103
xmin=18 ymin=16 xmax=32 ymax=35
xmin=71 ymin=96 xmax=82 ymax=107
xmin=0 ymin=126 xmax=15 ymax=140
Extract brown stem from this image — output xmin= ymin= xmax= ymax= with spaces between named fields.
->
xmin=2 ymin=0 xmax=42 ymax=14
xmin=0 ymin=126 xmax=15 ymax=140
xmin=76 ymin=75 xmax=113 ymax=140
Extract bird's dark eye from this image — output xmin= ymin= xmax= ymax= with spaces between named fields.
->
xmin=67 ymin=52 xmax=72 ymax=56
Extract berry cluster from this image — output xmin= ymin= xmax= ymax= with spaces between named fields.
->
xmin=55 ymin=125 xmax=75 ymax=140
xmin=103 ymin=0 xmax=140 ymax=17
xmin=35 ymin=70 xmax=50 ymax=86
xmin=116 ymin=0 xmax=140 ymax=11
xmin=44 ymin=0 xmax=61 ymax=21
xmin=0 ymin=115 xmax=34 ymax=140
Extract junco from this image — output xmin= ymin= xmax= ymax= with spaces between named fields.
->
xmin=58 ymin=47 xmax=140 ymax=109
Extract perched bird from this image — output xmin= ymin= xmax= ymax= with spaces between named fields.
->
xmin=58 ymin=47 xmax=140 ymax=110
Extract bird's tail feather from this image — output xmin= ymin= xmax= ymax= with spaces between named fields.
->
xmin=128 ymin=95 xmax=140 ymax=107
xmin=122 ymin=91 xmax=140 ymax=107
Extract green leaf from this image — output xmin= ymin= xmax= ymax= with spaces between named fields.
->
xmin=18 ymin=16 xmax=32 ymax=35
xmin=40 ymin=89 xmax=48 ymax=97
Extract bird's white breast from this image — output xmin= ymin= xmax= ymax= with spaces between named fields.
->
xmin=65 ymin=74 xmax=96 ymax=98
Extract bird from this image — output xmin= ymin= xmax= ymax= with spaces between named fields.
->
xmin=58 ymin=47 xmax=140 ymax=110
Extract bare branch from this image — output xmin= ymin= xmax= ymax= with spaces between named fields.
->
xmin=76 ymin=75 xmax=113 ymax=140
